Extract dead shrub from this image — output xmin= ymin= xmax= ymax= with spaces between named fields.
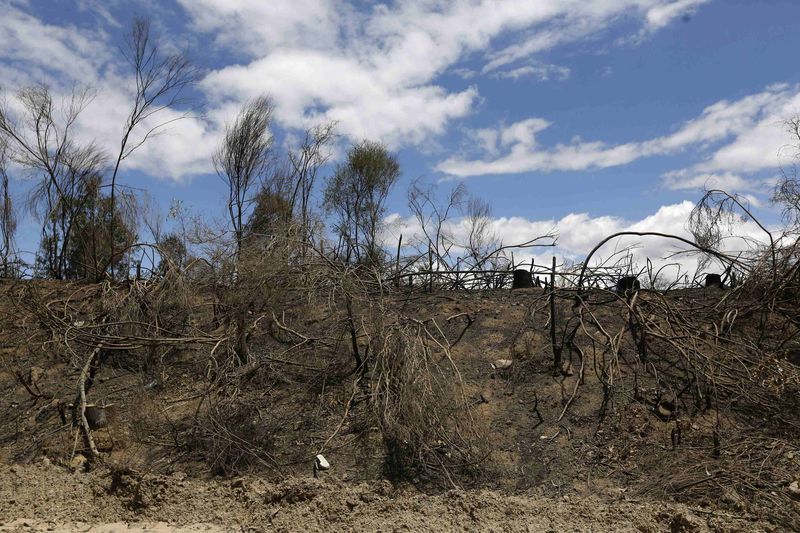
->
xmin=369 ymin=316 xmax=487 ymax=485
xmin=188 ymin=391 xmax=279 ymax=476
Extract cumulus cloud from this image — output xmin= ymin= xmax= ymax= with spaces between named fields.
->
xmin=74 ymin=86 xmax=221 ymax=179
xmin=437 ymin=83 xmax=800 ymax=197
xmin=0 ymin=1 xmax=716 ymax=182
xmin=385 ymin=200 xmax=771 ymax=284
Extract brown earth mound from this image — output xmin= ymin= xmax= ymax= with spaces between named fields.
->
xmin=0 ymin=280 xmax=798 ymax=531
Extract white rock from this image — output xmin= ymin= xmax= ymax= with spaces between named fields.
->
xmin=491 ymin=359 xmax=513 ymax=370
xmin=315 ymin=454 xmax=330 ymax=470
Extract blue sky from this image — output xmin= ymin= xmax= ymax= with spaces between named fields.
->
xmin=2 ymin=0 xmax=799 ymax=267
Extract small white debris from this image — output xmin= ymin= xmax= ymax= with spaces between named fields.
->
xmin=315 ymin=454 xmax=330 ymax=471
xmin=491 ymin=359 xmax=513 ymax=370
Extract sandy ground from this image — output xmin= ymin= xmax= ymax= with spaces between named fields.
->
xmin=0 ymin=463 xmax=780 ymax=533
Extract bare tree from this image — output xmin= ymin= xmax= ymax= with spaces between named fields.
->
xmin=773 ymin=117 xmax=800 ymax=228
xmin=0 ymin=85 xmax=106 ymax=279
xmin=108 ymin=17 xmax=199 ymax=277
xmin=463 ymin=195 xmax=500 ymax=270
xmin=407 ymin=178 xmax=466 ymax=273
xmin=690 ymin=189 xmax=776 ymax=281
xmin=287 ymin=123 xmax=336 ymax=250
xmin=214 ymin=96 xmax=275 ymax=260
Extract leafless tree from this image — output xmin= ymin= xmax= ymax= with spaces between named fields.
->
xmin=0 ymin=140 xmax=16 ymax=277
xmin=689 ymin=189 xmax=776 ymax=281
xmin=463 ymin=195 xmax=500 ymax=270
xmin=407 ymin=178 xmax=466 ymax=272
xmin=108 ymin=17 xmax=199 ymax=276
xmin=0 ymin=85 xmax=107 ymax=279
xmin=773 ymin=117 xmax=800 ymax=228
xmin=287 ymin=123 xmax=336 ymax=250
xmin=214 ymin=96 xmax=275 ymax=261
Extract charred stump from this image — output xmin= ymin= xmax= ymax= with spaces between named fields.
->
xmin=616 ymin=276 xmax=640 ymax=296
xmin=512 ymin=269 xmax=534 ymax=289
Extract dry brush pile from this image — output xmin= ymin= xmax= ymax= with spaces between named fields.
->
xmin=0 ymin=232 xmax=488 ymax=492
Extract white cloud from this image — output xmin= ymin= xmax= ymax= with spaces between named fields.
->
xmin=0 ymin=4 xmax=110 ymax=85
xmin=75 ymin=87 xmax=221 ymax=179
xmin=437 ymin=84 xmax=800 ymax=198
xmin=644 ymin=0 xmax=710 ymax=31
xmin=0 ymin=0 xmax=717 ymax=182
xmin=663 ymin=171 xmax=749 ymax=191
xmin=176 ymin=0 xmax=344 ymax=56
xmin=189 ymin=0 xmax=713 ymax=149
xmin=201 ymin=50 xmax=479 ymax=147
xmin=0 ymin=3 xmax=222 ymax=181
xmin=492 ymin=63 xmax=571 ymax=81
xmin=386 ymin=199 xmax=772 ymax=284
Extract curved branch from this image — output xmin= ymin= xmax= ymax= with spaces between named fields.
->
xmin=575 ymin=231 xmax=741 ymax=298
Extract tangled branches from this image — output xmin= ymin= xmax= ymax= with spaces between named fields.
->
xmin=370 ymin=315 xmax=485 ymax=485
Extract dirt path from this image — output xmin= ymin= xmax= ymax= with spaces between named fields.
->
xmin=0 ymin=463 xmax=777 ymax=533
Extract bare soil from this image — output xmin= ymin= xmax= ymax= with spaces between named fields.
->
xmin=0 ymin=462 xmax=775 ymax=532
xmin=0 ymin=281 xmax=798 ymax=531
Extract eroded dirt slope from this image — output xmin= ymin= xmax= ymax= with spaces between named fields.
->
xmin=0 ymin=462 xmax=775 ymax=532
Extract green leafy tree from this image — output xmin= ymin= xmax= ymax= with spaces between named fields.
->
xmin=323 ymin=140 xmax=400 ymax=266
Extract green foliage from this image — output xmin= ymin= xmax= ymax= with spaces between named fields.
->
xmin=34 ymin=176 xmax=137 ymax=280
xmin=323 ymin=140 xmax=400 ymax=266
xmin=245 ymin=187 xmax=293 ymax=244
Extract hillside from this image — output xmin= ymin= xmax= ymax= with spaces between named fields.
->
xmin=0 ymin=277 xmax=798 ymax=531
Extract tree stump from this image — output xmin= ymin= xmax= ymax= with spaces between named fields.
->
xmin=512 ymin=269 xmax=534 ymax=289
xmin=616 ymin=276 xmax=640 ymax=295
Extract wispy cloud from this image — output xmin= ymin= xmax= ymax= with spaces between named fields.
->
xmin=187 ymin=0 xmax=715 ymax=151
xmin=491 ymin=63 xmax=570 ymax=81
xmin=436 ymin=83 xmax=799 ymax=198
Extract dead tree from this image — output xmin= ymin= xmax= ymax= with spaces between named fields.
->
xmin=287 ymin=123 xmax=336 ymax=252
xmin=108 ymin=17 xmax=199 ymax=278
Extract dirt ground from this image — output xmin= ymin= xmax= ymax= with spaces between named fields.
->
xmin=0 ymin=462 xmax=777 ymax=533
xmin=1 ymin=281 xmax=798 ymax=531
